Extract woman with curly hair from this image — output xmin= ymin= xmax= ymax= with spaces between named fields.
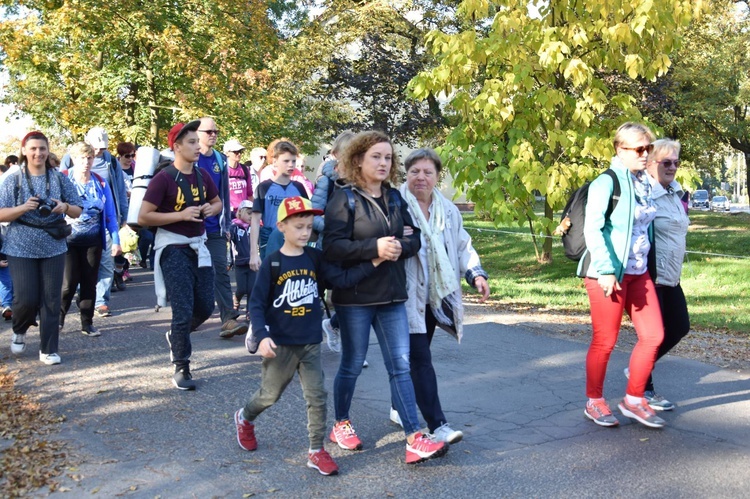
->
xmin=323 ymin=130 xmax=448 ymax=464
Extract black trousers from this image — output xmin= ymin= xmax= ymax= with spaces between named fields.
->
xmin=60 ymin=243 xmax=103 ymax=329
xmin=409 ymin=307 xmax=448 ymax=432
xmin=161 ymin=245 xmax=215 ymax=370
xmin=650 ymin=284 xmax=691 ymax=391
xmin=8 ymin=253 xmax=66 ymax=354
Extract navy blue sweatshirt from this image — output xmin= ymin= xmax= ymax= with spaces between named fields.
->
xmin=249 ymin=248 xmax=377 ymax=345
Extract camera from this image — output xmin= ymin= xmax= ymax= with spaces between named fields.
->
xmin=37 ymin=198 xmax=57 ymax=217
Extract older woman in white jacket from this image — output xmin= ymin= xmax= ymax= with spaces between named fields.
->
xmin=639 ymin=138 xmax=691 ymax=411
xmin=395 ymin=148 xmax=490 ymax=444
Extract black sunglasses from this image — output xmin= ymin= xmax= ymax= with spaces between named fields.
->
xmin=620 ymin=144 xmax=654 ymax=156
xmin=199 ymin=129 xmax=219 ymax=135
xmin=123 ymin=154 xmax=135 ymax=159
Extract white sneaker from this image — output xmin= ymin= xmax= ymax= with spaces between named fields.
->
xmin=389 ymin=407 xmax=403 ymax=427
xmin=431 ymin=423 xmax=463 ymax=444
xmin=362 ymin=359 xmax=369 ymax=368
xmin=322 ymin=318 xmax=341 ymax=353
xmin=10 ymin=333 xmax=26 ymax=354
xmin=39 ymin=352 xmax=61 ymax=365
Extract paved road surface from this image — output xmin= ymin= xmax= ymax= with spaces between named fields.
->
xmin=3 ymin=267 xmax=749 ymax=497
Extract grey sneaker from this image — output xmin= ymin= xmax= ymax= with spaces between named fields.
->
xmin=172 ymin=368 xmax=196 ymax=391
xmin=618 ymin=398 xmax=666 ymax=428
xmin=644 ymin=390 xmax=675 ymax=411
xmin=431 ymin=423 xmax=463 ymax=444
xmin=220 ymin=319 xmax=249 ymax=338
xmin=322 ymin=318 xmax=341 ymax=353
xmin=11 ymin=333 xmax=26 ymax=354
xmin=584 ymin=399 xmax=620 ymax=427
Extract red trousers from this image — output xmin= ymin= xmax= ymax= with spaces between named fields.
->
xmin=585 ymin=272 xmax=664 ymax=399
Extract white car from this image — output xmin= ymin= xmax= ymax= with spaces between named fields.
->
xmin=711 ymin=196 xmax=731 ymax=212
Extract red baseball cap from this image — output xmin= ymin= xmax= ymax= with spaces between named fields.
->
xmin=167 ymin=120 xmax=201 ymax=149
xmin=277 ymin=196 xmax=323 ymax=223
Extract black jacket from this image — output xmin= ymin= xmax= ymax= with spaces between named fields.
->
xmin=322 ymin=184 xmax=421 ymax=306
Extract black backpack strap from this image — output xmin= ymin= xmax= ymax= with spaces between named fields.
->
xmin=602 ymin=169 xmax=620 ymax=220
xmin=343 ymin=187 xmax=356 ymax=235
xmin=269 ymin=250 xmax=282 ymax=292
xmin=164 ymin=163 xmax=205 ymax=208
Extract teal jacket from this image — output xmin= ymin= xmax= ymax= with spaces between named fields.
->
xmin=577 ymin=158 xmax=636 ymax=281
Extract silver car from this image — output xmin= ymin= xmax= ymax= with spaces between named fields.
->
xmin=711 ymin=196 xmax=731 ymax=212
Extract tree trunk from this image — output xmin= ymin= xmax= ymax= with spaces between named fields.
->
xmin=540 ymin=199 xmax=553 ymax=263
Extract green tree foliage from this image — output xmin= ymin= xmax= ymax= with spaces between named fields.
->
xmin=662 ymin=0 xmax=750 ymax=195
xmin=278 ymin=0 xmax=462 ymax=146
xmin=0 ymin=0 xmax=334 ymax=151
xmin=411 ymin=0 xmax=706 ymax=262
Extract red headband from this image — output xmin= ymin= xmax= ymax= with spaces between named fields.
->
xmin=21 ymin=130 xmax=47 ymax=147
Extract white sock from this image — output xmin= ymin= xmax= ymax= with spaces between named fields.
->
xmin=626 ymin=394 xmax=642 ymax=405
xmin=309 ymin=448 xmax=320 ymax=454
xmin=587 ymin=397 xmax=605 ymax=406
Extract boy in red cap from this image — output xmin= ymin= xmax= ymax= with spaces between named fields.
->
xmin=234 ymin=196 xmax=385 ymax=476
xmin=138 ymin=121 xmax=222 ymax=390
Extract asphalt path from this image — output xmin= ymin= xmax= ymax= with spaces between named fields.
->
xmin=3 ymin=266 xmax=750 ymax=498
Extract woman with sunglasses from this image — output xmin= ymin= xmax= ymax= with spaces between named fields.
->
xmin=636 ymin=139 xmax=690 ymax=412
xmin=580 ymin=122 xmax=666 ymax=429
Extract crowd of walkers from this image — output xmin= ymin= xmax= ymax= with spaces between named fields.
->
xmin=1 ymin=120 xmax=692 ymax=476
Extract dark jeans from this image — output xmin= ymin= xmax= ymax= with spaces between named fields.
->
xmin=161 ymin=245 xmax=214 ymax=369
xmin=8 ymin=254 xmax=65 ymax=354
xmin=234 ymin=264 xmax=256 ymax=311
xmin=409 ymin=307 xmax=447 ymax=432
xmin=60 ymin=243 xmax=102 ymax=329
xmin=206 ymin=231 xmax=239 ymax=323
xmin=650 ymin=284 xmax=690 ymax=391
xmin=138 ymin=228 xmax=155 ymax=268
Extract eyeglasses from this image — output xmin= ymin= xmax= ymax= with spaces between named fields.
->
xmin=231 ymin=150 xmax=244 ymax=155
xmin=199 ymin=129 xmax=219 ymax=135
xmin=260 ymin=156 xmax=267 ymax=160
xmin=123 ymin=154 xmax=135 ymax=159
xmin=656 ymin=159 xmax=680 ymax=168
xmin=619 ymin=144 xmax=654 ymax=156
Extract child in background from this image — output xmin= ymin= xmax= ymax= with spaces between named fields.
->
xmin=234 ymin=196 xmax=385 ymax=476
xmin=229 ymin=200 xmax=254 ymax=322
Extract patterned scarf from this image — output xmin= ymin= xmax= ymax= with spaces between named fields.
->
xmin=402 ymin=187 xmax=461 ymax=325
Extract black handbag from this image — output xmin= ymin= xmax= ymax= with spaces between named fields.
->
xmin=15 ymin=218 xmax=72 ymax=240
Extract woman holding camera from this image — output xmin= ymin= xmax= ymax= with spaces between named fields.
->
xmin=0 ymin=131 xmax=82 ymax=364
xmin=60 ymin=142 xmax=121 ymax=337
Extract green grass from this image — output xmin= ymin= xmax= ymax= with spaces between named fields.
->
xmin=464 ymin=210 xmax=750 ymax=334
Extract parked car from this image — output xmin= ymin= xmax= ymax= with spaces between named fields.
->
xmin=711 ymin=195 xmax=731 ymax=212
xmin=692 ymin=189 xmax=710 ymax=210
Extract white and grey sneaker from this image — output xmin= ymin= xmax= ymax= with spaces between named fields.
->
xmin=11 ymin=333 xmax=26 ymax=354
xmin=644 ymin=390 xmax=675 ymax=411
xmin=431 ymin=423 xmax=463 ymax=444
xmin=322 ymin=318 xmax=341 ymax=353
xmin=39 ymin=351 xmax=61 ymax=365
xmin=389 ymin=406 xmax=403 ymax=427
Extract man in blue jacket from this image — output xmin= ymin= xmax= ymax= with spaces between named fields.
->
xmin=61 ymin=127 xmax=129 ymax=318
xmin=196 ymin=117 xmax=247 ymax=338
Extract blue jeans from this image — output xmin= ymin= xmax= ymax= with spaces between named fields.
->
xmin=334 ymin=302 xmax=421 ymax=435
xmin=0 ymin=265 xmax=13 ymax=307
xmin=95 ymin=234 xmax=113 ymax=308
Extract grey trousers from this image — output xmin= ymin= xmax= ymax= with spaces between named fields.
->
xmin=243 ymin=343 xmax=327 ymax=449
